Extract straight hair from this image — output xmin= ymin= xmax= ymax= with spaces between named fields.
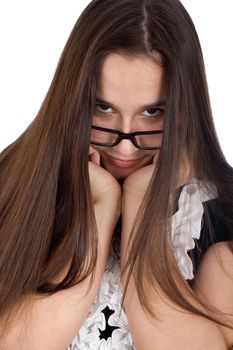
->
xmin=0 ymin=0 xmax=233 ymax=334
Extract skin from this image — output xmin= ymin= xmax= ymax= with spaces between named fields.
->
xmin=88 ymin=52 xmax=233 ymax=349
xmin=3 ymin=52 xmax=229 ymax=350
xmin=90 ymin=52 xmax=164 ymax=180
xmin=193 ymin=241 xmax=233 ymax=347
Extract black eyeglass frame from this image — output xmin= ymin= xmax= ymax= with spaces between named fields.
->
xmin=91 ymin=125 xmax=163 ymax=150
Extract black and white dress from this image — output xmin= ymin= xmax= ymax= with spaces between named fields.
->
xmin=67 ymin=178 xmax=232 ymax=349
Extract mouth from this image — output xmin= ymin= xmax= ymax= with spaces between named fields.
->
xmin=106 ymin=155 xmax=142 ymax=168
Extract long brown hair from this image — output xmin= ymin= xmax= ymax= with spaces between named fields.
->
xmin=0 ymin=0 xmax=233 ymax=331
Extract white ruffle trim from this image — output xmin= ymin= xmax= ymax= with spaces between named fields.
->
xmin=170 ymin=178 xmax=217 ymax=280
xmin=67 ymin=253 xmax=135 ymax=349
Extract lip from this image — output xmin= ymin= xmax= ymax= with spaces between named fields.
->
xmin=107 ymin=155 xmax=141 ymax=168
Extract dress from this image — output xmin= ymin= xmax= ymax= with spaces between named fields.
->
xmin=67 ymin=178 xmax=232 ymax=350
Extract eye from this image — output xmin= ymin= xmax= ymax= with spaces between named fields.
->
xmin=95 ymin=103 xmax=113 ymax=113
xmin=144 ymin=107 xmax=164 ymax=118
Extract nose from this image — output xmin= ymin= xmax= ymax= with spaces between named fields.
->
xmin=114 ymin=138 xmax=139 ymax=157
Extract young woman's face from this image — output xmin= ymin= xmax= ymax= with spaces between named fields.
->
xmin=92 ymin=53 xmax=165 ymax=179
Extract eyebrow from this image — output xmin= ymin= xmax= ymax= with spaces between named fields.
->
xmin=95 ymin=97 xmax=165 ymax=110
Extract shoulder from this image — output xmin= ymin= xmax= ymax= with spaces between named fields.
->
xmin=194 ymin=240 xmax=233 ymax=349
xmin=197 ymin=240 xmax=233 ymax=279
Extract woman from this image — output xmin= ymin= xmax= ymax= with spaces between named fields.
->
xmin=0 ymin=0 xmax=233 ymax=349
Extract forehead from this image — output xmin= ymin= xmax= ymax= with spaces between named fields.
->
xmin=96 ymin=53 xmax=165 ymax=105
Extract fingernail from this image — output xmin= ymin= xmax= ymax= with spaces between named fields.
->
xmin=97 ymin=153 xmax=101 ymax=166
xmin=153 ymin=154 xmax=159 ymax=164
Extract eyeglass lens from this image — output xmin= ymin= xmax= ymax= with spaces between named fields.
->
xmin=91 ymin=127 xmax=163 ymax=148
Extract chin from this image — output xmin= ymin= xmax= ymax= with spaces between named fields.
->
xmin=107 ymin=166 xmax=137 ymax=180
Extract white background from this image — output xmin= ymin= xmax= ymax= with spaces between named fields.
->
xmin=0 ymin=1 xmax=232 ymax=165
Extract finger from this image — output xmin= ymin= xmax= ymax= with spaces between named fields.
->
xmin=152 ymin=153 xmax=159 ymax=164
xmin=89 ymin=146 xmax=100 ymax=166
xmin=89 ymin=145 xmax=96 ymax=156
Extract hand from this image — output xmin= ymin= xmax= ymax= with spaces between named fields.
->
xmin=89 ymin=146 xmax=122 ymax=253
xmin=123 ymin=154 xmax=159 ymax=201
xmin=123 ymin=152 xmax=193 ymax=202
xmin=88 ymin=146 xmax=121 ymax=204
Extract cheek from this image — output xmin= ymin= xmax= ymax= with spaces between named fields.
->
xmin=144 ymin=147 xmax=159 ymax=161
xmin=93 ymin=114 xmax=113 ymax=128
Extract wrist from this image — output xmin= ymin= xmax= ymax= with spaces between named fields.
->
xmin=122 ymin=188 xmax=144 ymax=218
xmin=94 ymin=192 xmax=121 ymax=223
xmin=94 ymin=183 xmax=122 ymax=204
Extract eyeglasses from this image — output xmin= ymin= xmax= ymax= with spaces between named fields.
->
xmin=91 ymin=125 xmax=163 ymax=150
